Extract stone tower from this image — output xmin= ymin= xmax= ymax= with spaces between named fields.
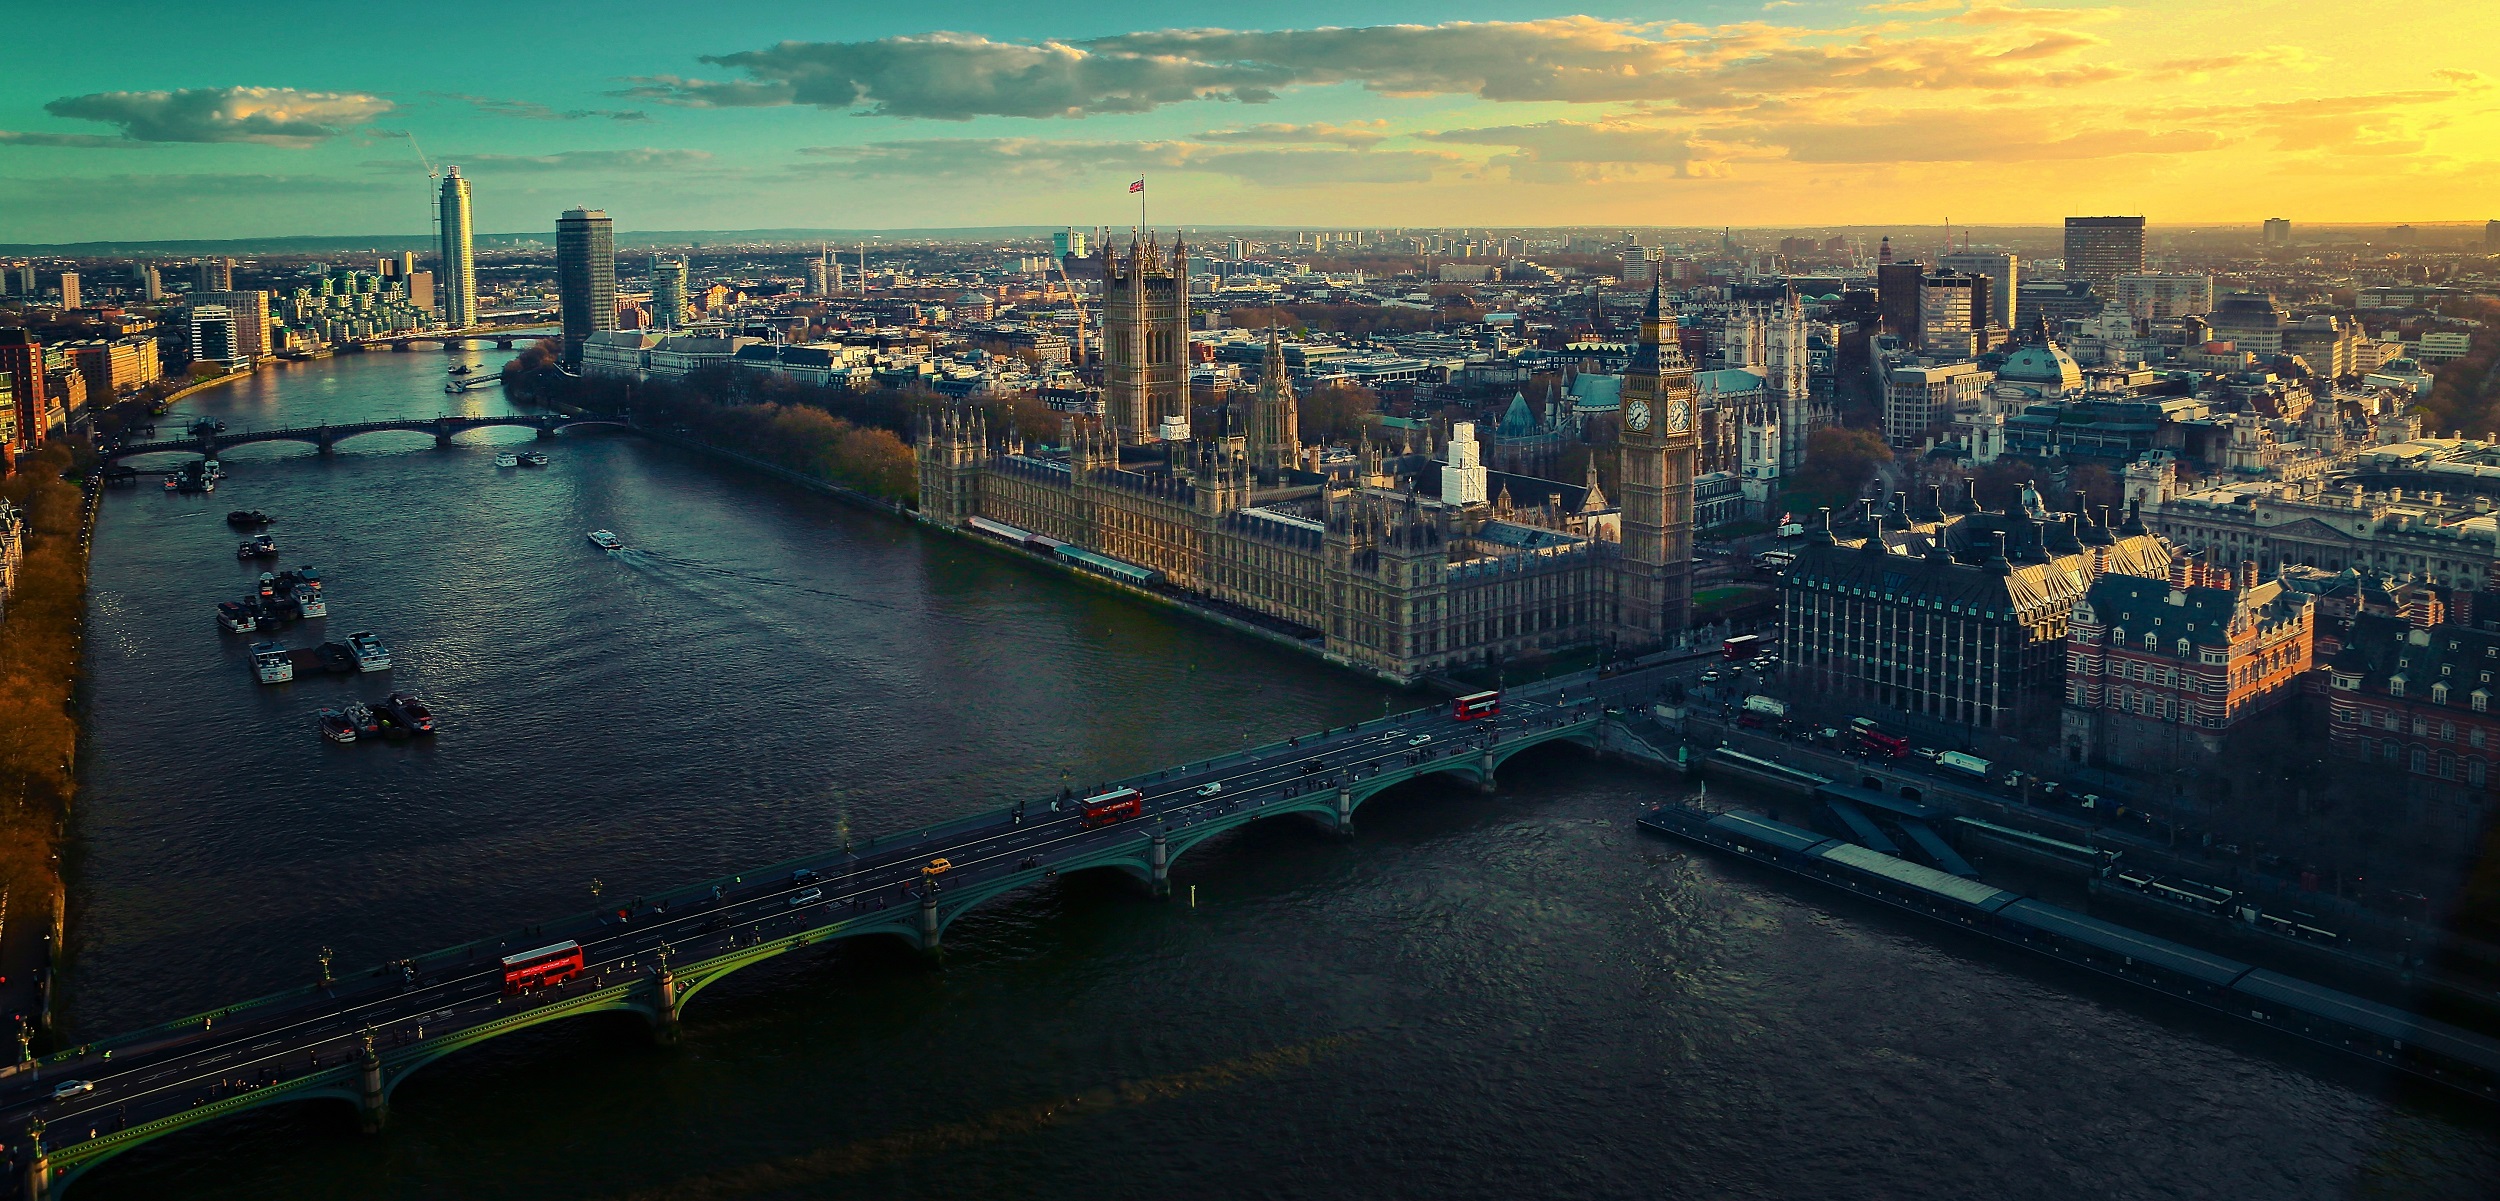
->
xmin=1613 ymin=279 xmax=1699 ymax=646
xmin=1247 ymin=326 xmax=1300 ymax=480
xmin=915 ymin=404 xmax=987 ymax=526
xmin=1100 ymin=231 xmax=1189 ymax=445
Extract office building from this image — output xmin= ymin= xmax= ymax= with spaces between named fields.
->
xmin=1938 ymin=250 xmax=2017 ymax=326
xmin=2485 ymin=220 xmax=2500 ymax=254
xmin=56 ymin=273 xmax=79 ymax=309
xmin=193 ymin=291 xmax=271 ymax=362
xmin=2063 ymin=216 xmax=2146 ymax=288
xmin=2206 ymin=292 xmax=2286 ymax=357
xmin=194 ymin=258 xmax=233 ymax=293
xmin=557 ymin=207 xmax=617 ymax=366
xmin=0 ymin=330 xmax=47 ymax=450
xmin=407 ymin=271 xmax=435 ymax=311
xmin=189 ymin=304 xmax=239 ymax=367
xmin=2263 ymin=218 xmax=2291 ymax=246
xmin=651 ymin=259 xmax=689 ymax=329
xmin=2113 ymin=273 xmax=2213 ymax=319
xmin=1883 ymin=361 xmax=1992 ymax=446
xmin=1917 ymin=271 xmax=1986 ymax=356
xmin=1780 ymin=489 xmax=2174 ymax=733
xmin=437 ymin=167 xmax=477 ymax=329
xmin=1876 ymin=260 xmax=1924 ymax=343
xmin=1052 ymin=229 xmax=1088 ymax=260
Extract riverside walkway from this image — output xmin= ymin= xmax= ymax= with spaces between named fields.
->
xmin=1 ymin=665 xmax=1686 ymax=1197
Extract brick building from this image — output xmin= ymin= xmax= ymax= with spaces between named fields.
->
xmin=2060 ymin=559 xmax=2316 ymax=766
xmin=2325 ymin=612 xmax=2500 ymax=835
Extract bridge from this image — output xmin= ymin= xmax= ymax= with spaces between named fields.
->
xmin=101 ymin=415 xmax=631 ymax=462
xmin=0 ymin=667 xmax=1682 ymax=1197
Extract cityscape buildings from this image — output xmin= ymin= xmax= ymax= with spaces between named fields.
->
xmin=2063 ymin=216 xmax=2148 ymax=288
xmin=436 ymin=166 xmax=477 ymax=329
xmin=557 ymin=207 xmax=617 ymax=366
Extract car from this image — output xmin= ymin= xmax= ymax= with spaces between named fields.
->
xmin=1299 ymin=759 xmax=1325 ymax=774
xmin=1699 ymin=671 xmax=1721 ymax=684
xmin=924 ymin=858 xmax=952 ymax=876
xmin=51 ymin=1080 xmax=93 ymax=1101
xmin=1407 ymin=734 xmax=1433 ymax=746
xmin=791 ymin=868 xmax=820 ymax=885
xmin=788 ymin=888 xmax=823 ymax=907
xmin=1195 ymin=782 xmax=1224 ymax=798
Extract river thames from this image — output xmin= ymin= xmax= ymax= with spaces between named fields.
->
xmin=65 ymin=345 xmax=2499 ymax=1199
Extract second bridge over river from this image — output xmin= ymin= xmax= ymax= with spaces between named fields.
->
xmin=2 ymin=665 xmax=1682 ymax=1198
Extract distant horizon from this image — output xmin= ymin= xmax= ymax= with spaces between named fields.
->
xmin=8 ymin=218 xmax=2495 ymax=259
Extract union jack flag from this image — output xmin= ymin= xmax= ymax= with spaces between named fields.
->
xmin=1129 ymin=178 xmax=1145 ymax=193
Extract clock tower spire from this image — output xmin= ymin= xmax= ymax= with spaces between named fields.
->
xmin=1613 ymin=278 xmax=1698 ymax=648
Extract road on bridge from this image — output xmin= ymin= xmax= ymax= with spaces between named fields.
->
xmin=0 ymin=658 xmax=1721 ymax=1193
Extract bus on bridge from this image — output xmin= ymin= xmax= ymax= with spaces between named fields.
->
xmin=501 ymin=941 xmax=585 ymax=993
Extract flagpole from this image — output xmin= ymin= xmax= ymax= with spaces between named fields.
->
xmin=1138 ymin=175 xmax=1146 ymax=239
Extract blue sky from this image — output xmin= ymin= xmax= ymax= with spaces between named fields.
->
xmin=2 ymin=0 xmax=2492 ymax=242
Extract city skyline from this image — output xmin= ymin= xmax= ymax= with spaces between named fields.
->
xmin=1 ymin=1 xmax=2495 ymax=242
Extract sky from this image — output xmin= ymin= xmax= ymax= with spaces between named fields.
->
xmin=1 ymin=0 xmax=2494 ymax=243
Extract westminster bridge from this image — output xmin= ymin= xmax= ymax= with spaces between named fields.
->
xmin=0 ymin=662 xmax=1702 ymax=1197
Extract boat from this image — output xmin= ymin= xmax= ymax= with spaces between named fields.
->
xmin=225 ymin=510 xmax=274 ymax=527
xmin=237 ymin=534 xmax=278 ymax=560
xmin=586 ymin=530 xmax=623 ymax=551
xmin=314 ymin=642 xmax=357 ymax=673
xmin=163 ymin=477 xmax=176 ymax=492
xmin=250 ymin=642 xmax=294 ymax=685
xmin=257 ymin=572 xmax=278 ymax=597
xmin=343 ymin=701 xmax=383 ymax=739
xmin=318 ymin=708 xmax=358 ymax=744
xmin=378 ymin=691 xmax=436 ymax=735
xmin=494 ymin=453 xmax=519 ymax=468
xmin=520 ymin=451 xmax=549 ymax=467
xmin=216 ymin=601 xmax=257 ymax=634
xmin=295 ymin=591 xmax=327 ymax=619
xmin=347 ymin=631 xmax=392 ymax=672
xmin=202 ymin=459 xmax=224 ymax=480
xmin=449 ymin=364 xmax=473 ymax=376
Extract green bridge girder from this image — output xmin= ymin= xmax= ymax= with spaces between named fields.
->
xmin=36 ymin=715 xmax=1606 ymax=1194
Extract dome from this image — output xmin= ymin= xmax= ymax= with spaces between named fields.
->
xmin=1997 ymin=342 xmax=2083 ymax=391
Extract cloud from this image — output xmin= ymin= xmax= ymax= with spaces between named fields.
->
xmin=1417 ymin=119 xmax=1703 ymax=182
xmin=2145 ymin=46 xmax=2318 ymax=79
xmin=1710 ymin=109 xmax=2227 ymax=162
xmin=43 ymin=86 xmax=393 ymax=145
xmin=1951 ymin=5 xmax=2119 ymax=25
xmin=796 ymin=137 xmax=1448 ymax=186
xmin=455 ymin=148 xmax=714 ymax=171
xmin=1863 ymin=0 xmax=1963 ymax=11
xmin=1192 ymin=120 xmax=1390 ymax=146
xmin=624 ymin=18 xmax=2130 ymax=121
xmin=431 ymin=93 xmax=648 ymax=121
xmin=0 ymin=130 xmax=154 ymax=149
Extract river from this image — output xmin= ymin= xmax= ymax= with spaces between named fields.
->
xmin=68 ymin=345 xmax=2498 ymax=1199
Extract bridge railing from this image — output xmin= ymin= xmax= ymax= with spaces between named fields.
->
xmin=56 ymin=696 xmax=1612 ymax=1064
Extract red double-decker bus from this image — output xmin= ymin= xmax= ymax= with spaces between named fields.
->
xmin=1079 ymin=787 xmax=1144 ymax=828
xmin=501 ymin=941 xmax=585 ymax=994
xmin=1452 ymin=690 xmax=1501 ymax=720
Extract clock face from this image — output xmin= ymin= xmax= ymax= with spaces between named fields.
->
xmin=1665 ymin=399 xmax=1690 ymax=433
xmin=1626 ymin=399 xmax=1652 ymax=432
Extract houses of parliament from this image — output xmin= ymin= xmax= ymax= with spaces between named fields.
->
xmin=915 ymin=233 xmax=1700 ymax=681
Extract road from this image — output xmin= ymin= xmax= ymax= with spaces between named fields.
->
xmin=0 ymin=654 xmax=1738 ymax=1188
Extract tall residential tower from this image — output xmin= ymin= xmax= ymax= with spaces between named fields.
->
xmin=436 ymin=167 xmax=477 ymax=329
xmin=557 ymin=208 xmax=616 ymax=366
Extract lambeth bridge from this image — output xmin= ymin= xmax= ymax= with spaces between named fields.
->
xmin=102 ymin=415 xmax=632 ymax=462
xmin=0 ymin=665 xmax=1687 ymax=1197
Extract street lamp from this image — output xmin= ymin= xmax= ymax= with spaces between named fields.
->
xmin=318 ymin=946 xmax=334 ymax=988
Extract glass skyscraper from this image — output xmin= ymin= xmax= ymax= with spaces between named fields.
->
xmin=436 ymin=167 xmax=477 ymax=329
xmin=557 ymin=207 xmax=616 ymax=366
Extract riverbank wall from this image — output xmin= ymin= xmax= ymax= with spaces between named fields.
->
xmin=623 ymin=423 xmax=1427 ymax=690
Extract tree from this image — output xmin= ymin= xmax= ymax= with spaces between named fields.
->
xmin=1785 ymin=426 xmax=1892 ymax=514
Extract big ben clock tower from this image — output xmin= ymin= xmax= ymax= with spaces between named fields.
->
xmin=1613 ymin=279 xmax=1698 ymax=649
